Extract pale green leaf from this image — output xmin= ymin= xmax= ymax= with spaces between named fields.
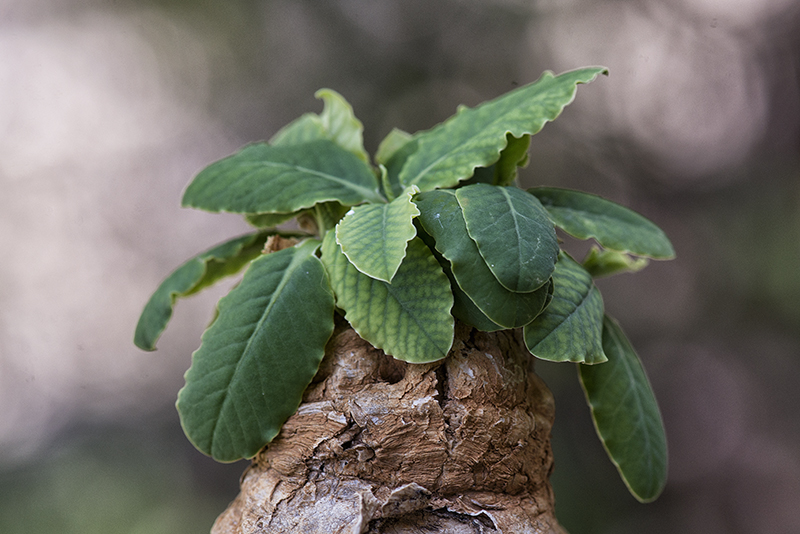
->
xmin=270 ymin=89 xmax=369 ymax=163
xmin=493 ymin=133 xmax=531 ymax=186
xmin=316 ymin=88 xmax=370 ymax=163
xmin=457 ymin=183 xmax=559 ymax=293
xmin=523 ymin=253 xmax=606 ymax=364
xmin=336 ymin=187 xmax=420 ymax=282
xmin=375 ymin=128 xmax=414 ymax=165
xmin=582 ymin=246 xmax=650 ymax=278
xmin=177 ymin=240 xmax=335 ymax=462
xmin=579 ymin=316 xmax=668 ymax=502
xmin=415 ymin=189 xmax=552 ymax=328
xmin=398 ymin=67 xmax=607 ymax=191
xmin=320 ymin=232 xmax=453 ymax=363
xmin=269 ymin=113 xmax=327 ymax=147
xmin=245 ymin=212 xmax=299 ymax=228
xmin=182 ymin=139 xmax=383 ymax=214
xmin=382 ymin=136 xmax=419 ymax=201
xmin=134 ymin=231 xmax=272 ymax=351
xmin=529 ymin=187 xmax=675 ymax=259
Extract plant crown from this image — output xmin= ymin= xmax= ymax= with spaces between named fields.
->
xmin=135 ymin=67 xmax=674 ymax=502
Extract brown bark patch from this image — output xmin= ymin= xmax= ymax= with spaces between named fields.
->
xmin=213 ymin=322 xmax=564 ymax=534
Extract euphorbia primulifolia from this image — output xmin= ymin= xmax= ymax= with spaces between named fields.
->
xmin=135 ymin=66 xmax=674 ymax=505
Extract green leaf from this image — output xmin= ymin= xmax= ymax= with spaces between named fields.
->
xmin=523 ymin=253 xmax=606 ymax=364
xmin=320 ymin=232 xmax=454 ymax=363
xmin=269 ymin=113 xmax=327 ymax=147
xmin=177 ymin=240 xmax=335 ymax=462
xmin=245 ymin=212 xmax=299 ymax=228
xmin=315 ymin=88 xmax=370 ymax=163
xmin=375 ymin=128 xmax=414 ymax=165
xmin=382 ymin=136 xmax=419 ymax=201
xmin=582 ymin=246 xmax=649 ymax=278
xmin=415 ymin=189 xmax=552 ymax=328
xmin=398 ymin=67 xmax=607 ymax=192
xmin=579 ymin=316 xmax=668 ymax=502
xmin=457 ymin=183 xmax=559 ymax=293
xmin=134 ymin=231 xmax=272 ymax=351
xmin=182 ymin=139 xmax=383 ymax=214
xmin=529 ymin=187 xmax=675 ymax=259
xmin=335 ymin=187 xmax=420 ymax=282
xmin=271 ymin=88 xmax=369 ymax=163
xmin=493 ymin=133 xmax=531 ymax=186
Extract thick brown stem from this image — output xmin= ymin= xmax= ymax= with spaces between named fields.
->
xmin=212 ymin=321 xmax=565 ymax=534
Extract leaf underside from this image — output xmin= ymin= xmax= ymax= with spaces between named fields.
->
xmin=321 ymin=231 xmax=454 ymax=363
xmin=579 ymin=316 xmax=668 ymax=502
xmin=530 ymin=187 xmax=675 ymax=259
xmin=524 ymin=253 xmax=606 ymax=364
xmin=177 ymin=240 xmax=335 ymax=462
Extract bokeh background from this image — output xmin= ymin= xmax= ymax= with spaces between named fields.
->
xmin=2 ymin=0 xmax=799 ymax=532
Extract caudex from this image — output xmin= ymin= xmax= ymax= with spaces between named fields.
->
xmin=135 ymin=66 xmax=674 ymax=505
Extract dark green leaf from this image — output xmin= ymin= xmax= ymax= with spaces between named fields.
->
xmin=177 ymin=240 xmax=335 ymax=462
xmin=134 ymin=232 xmax=271 ymax=351
xmin=415 ymin=189 xmax=552 ymax=328
xmin=523 ymin=253 xmax=606 ymax=364
xmin=457 ymin=183 xmax=559 ymax=293
xmin=320 ymin=232 xmax=454 ymax=363
xmin=579 ymin=316 xmax=668 ymax=502
xmin=335 ymin=188 xmax=419 ymax=282
xmin=182 ymin=139 xmax=383 ymax=215
xmin=398 ymin=67 xmax=607 ymax=191
xmin=529 ymin=187 xmax=675 ymax=259
xmin=582 ymin=246 xmax=649 ymax=278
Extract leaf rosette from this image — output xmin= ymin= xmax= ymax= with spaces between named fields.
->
xmin=135 ymin=66 xmax=674 ymax=503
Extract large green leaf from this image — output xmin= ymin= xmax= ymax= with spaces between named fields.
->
xmin=182 ymin=139 xmax=383 ymax=215
xmin=335 ymin=187 xmax=419 ymax=282
xmin=270 ymin=89 xmax=369 ymax=163
xmin=529 ymin=187 xmax=675 ymax=259
xmin=579 ymin=316 xmax=668 ymax=502
xmin=415 ymin=189 xmax=552 ymax=328
xmin=320 ymin=232 xmax=453 ymax=363
xmin=177 ymin=240 xmax=335 ymax=462
xmin=397 ymin=67 xmax=607 ymax=192
xmin=523 ymin=253 xmax=606 ymax=364
xmin=457 ymin=183 xmax=559 ymax=293
xmin=134 ymin=231 xmax=272 ymax=351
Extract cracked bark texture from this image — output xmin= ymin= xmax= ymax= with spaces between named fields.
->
xmin=212 ymin=321 xmax=565 ymax=534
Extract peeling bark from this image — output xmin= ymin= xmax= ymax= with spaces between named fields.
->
xmin=212 ymin=321 xmax=565 ymax=534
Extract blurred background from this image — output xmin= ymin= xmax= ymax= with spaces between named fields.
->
xmin=1 ymin=0 xmax=799 ymax=532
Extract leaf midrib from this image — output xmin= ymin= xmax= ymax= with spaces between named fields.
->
xmin=208 ymin=245 xmax=310 ymax=451
xmin=234 ymin=160 xmax=383 ymax=204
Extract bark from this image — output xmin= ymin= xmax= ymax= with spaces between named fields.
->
xmin=212 ymin=320 xmax=565 ymax=534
